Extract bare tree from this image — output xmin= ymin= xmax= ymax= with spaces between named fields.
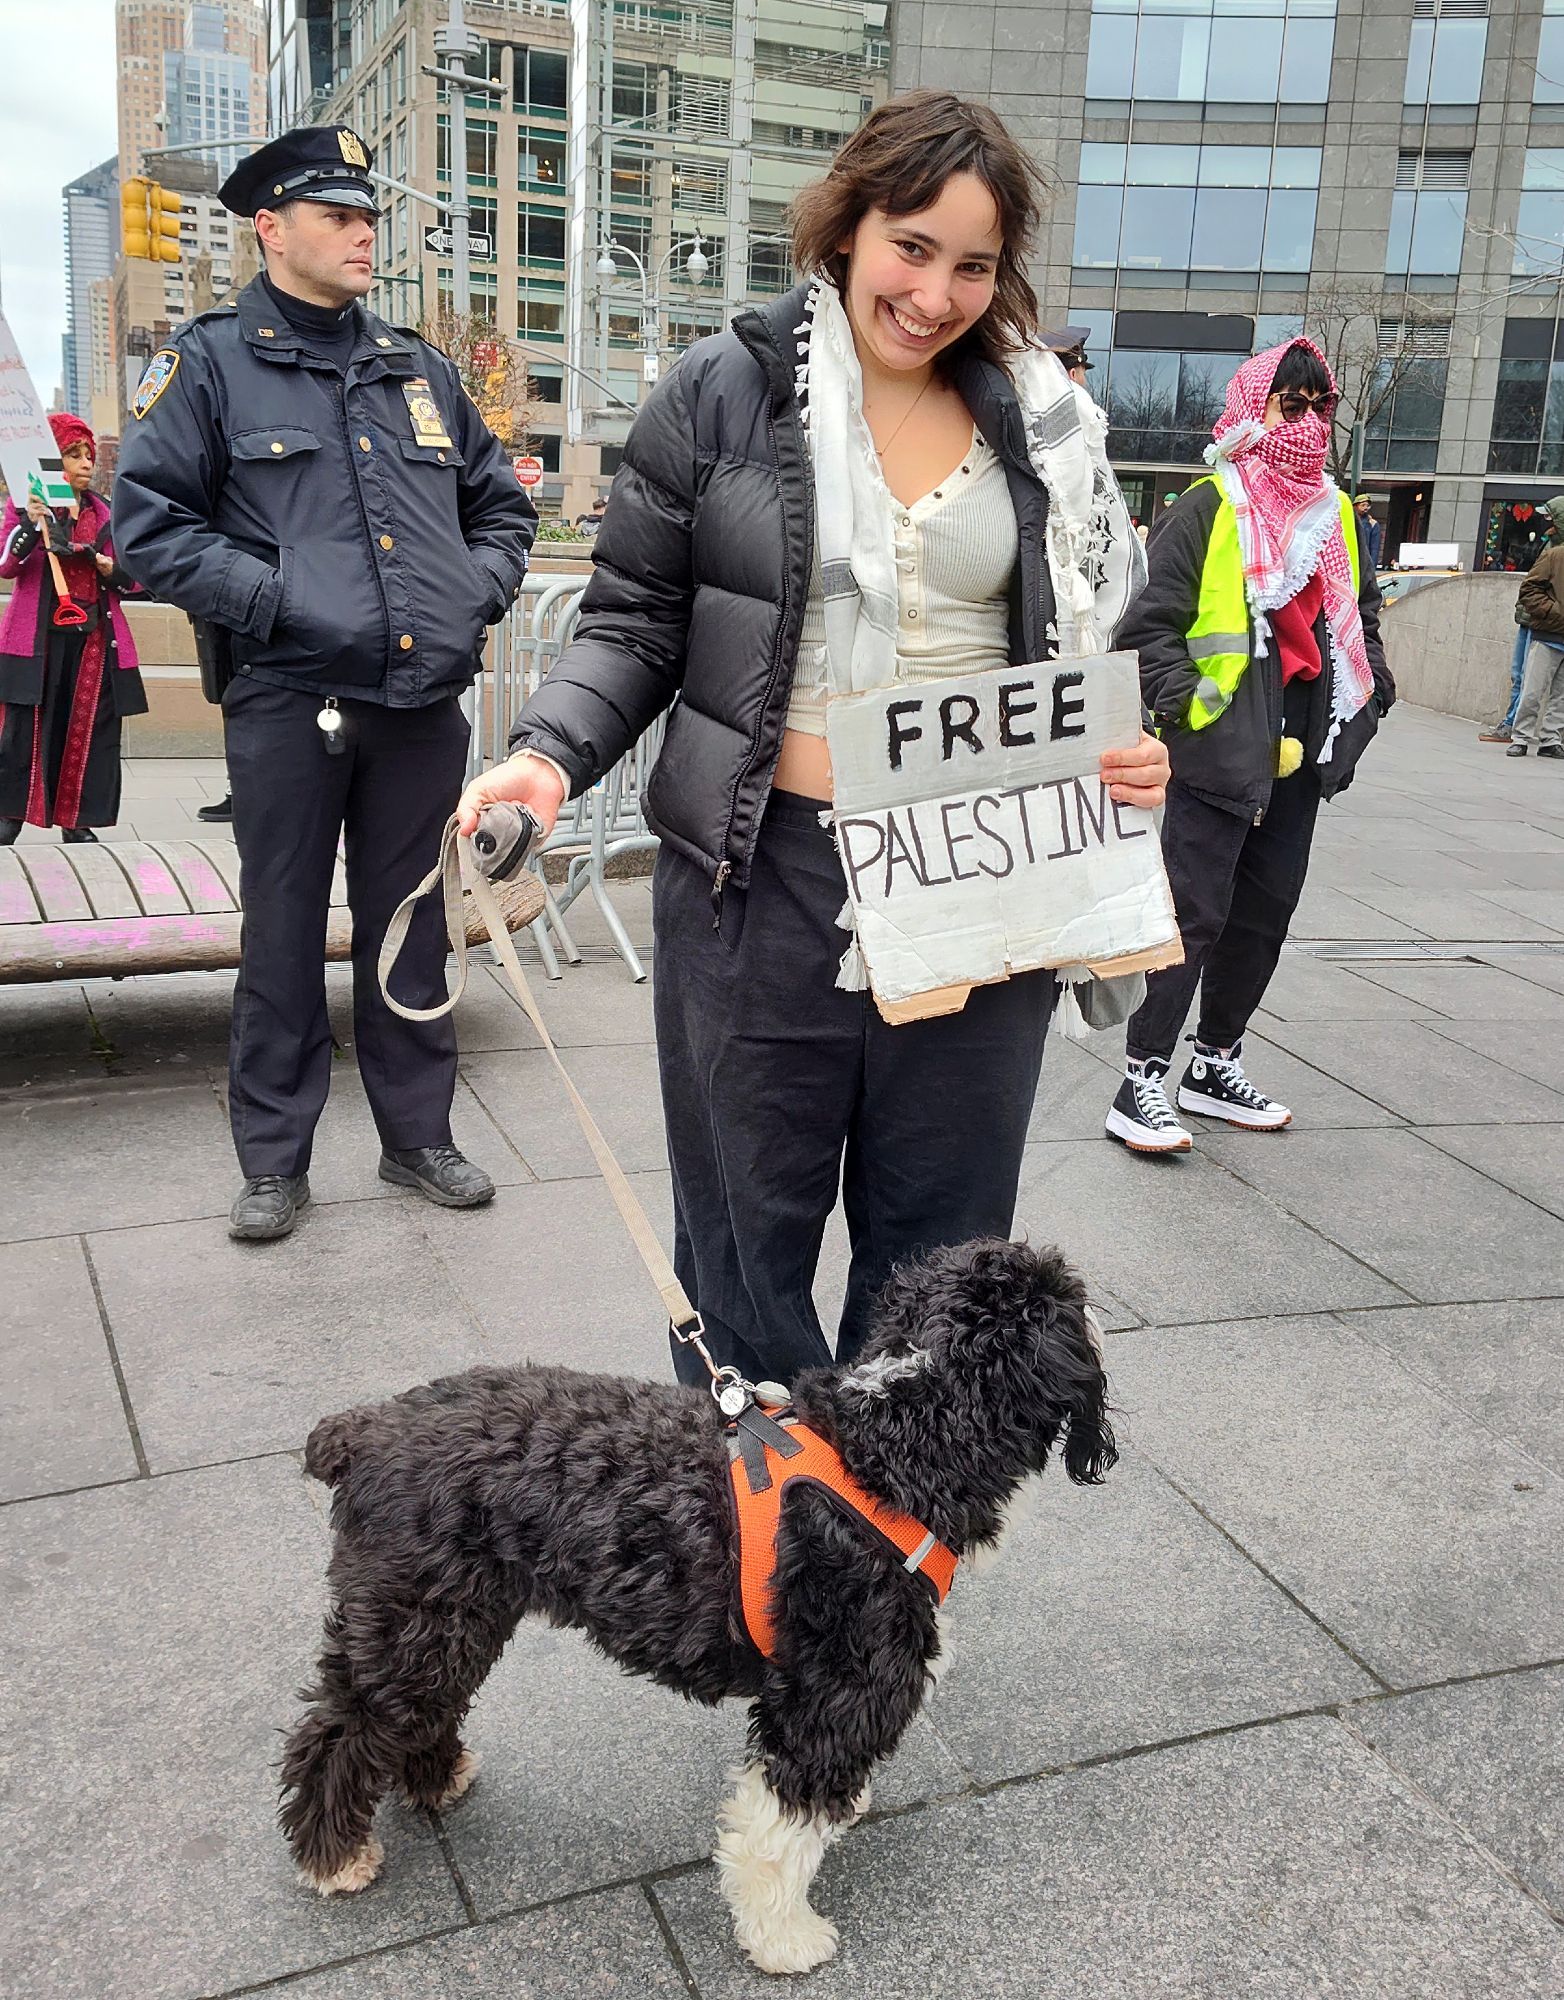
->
xmin=417 ymin=304 xmax=535 ymax=450
xmin=1303 ymin=282 xmax=1450 ymax=486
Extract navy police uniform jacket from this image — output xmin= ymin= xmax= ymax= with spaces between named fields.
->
xmin=112 ymin=276 xmax=535 ymax=706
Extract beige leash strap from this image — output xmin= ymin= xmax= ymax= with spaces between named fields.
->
xmin=378 ymin=815 xmax=704 ymax=1340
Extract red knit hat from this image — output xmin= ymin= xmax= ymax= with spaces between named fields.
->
xmin=49 ymin=412 xmax=96 ymax=461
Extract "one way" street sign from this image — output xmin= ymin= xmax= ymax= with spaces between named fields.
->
xmin=423 ymin=224 xmax=494 ymax=259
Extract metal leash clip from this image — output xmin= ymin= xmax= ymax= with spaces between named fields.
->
xmin=471 ymin=801 xmax=544 ymax=881
xmin=316 ymin=698 xmax=345 ymax=756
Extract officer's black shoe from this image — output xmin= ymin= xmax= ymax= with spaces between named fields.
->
xmin=1538 ymin=744 xmax=1564 ymax=760
xmin=62 ymin=827 xmax=98 ymax=844
xmin=197 ymin=794 xmax=234 ymax=823
xmin=379 ymin=1144 xmax=496 ymax=1208
xmin=229 ymin=1173 xmax=310 ymax=1241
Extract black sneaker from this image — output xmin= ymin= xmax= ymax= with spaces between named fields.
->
xmin=1507 ymin=743 xmax=1529 ymax=758
xmin=379 ymin=1144 xmax=496 ymax=1207
xmin=197 ymin=794 xmax=234 ymax=823
xmin=1177 ymin=1040 xmax=1291 ymax=1131
xmin=229 ymin=1173 xmax=310 ymax=1240
xmin=1105 ymin=1060 xmax=1192 ymax=1154
xmin=1538 ymin=744 xmax=1564 ymax=760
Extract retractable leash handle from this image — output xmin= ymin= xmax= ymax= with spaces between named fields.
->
xmin=378 ymin=813 xmax=729 ymax=1395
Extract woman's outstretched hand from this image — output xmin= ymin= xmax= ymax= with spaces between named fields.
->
xmin=1100 ymin=729 xmax=1169 ymax=811
xmin=456 ymin=752 xmax=567 ymax=840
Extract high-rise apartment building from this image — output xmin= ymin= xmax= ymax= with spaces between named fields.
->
xmin=62 ymin=159 xmax=119 ymax=421
xmin=895 ymin=0 xmax=1564 ymax=568
xmin=162 ymin=2 xmax=264 ymax=154
xmin=275 ymin=0 xmax=889 ymax=516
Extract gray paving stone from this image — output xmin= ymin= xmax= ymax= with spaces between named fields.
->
xmin=454 ymin=954 xmax=656 ymax=1053
xmin=1347 ymin=885 xmax=1564 ymax=942
xmin=933 ymin=1456 xmax=1374 ymax=1783
xmin=1343 ymin=960 xmax=1564 ymax=1021
xmin=0 ymin=1458 xmax=465 ymax=2000
xmin=1355 ymin=1668 xmax=1564 ymax=1914
xmin=0 ymin=1079 xmax=236 ymax=1244
xmin=1338 ymin=1300 xmax=1564 ymax=1473
xmin=1257 ymin=1019 xmax=1564 ymax=1124
xmin=461 ymin=1044 xmax=667 ymax=1180
xmin=1441 ymin=819 xmax=1564 ymax=853
xmin=1419 ymin=1016 xmax=1563 ymax=1091
xmin=1014 ymin=1138 xmax=1404 ymax=1325
xmin=0 ymin=1235 xmax=136 ymax=1501
xmin=1474 ymin=887 xmax=1564 ymax=931
xmin=77 ymin=967 xmax=238 ymax=1069
xmin=88 ymin=1202 xmax=495 ymax=1471
xmin=272 ymin=1892 xmax=690 ymax=1996
xmin=1026 ymin=1031 xmax=1131 ymax=1141
xmin=443 ymin=1623 xmax=966 ymax=1912
xmin=1476 ymin=944 xmax=1564 ymax=992
xmin=1202 ymin=1027 xmax=1403 ymax=1128
xmin=1420 ymin=1122 xmax=1564 ymax=1222
xmin=1289 ymin=883 xmax=1428 ymax=939
xmin=549 ymin=878 xmax=655 ymax=956
xmin=1203 ymin=1126 xmax=1564 ymax=1303
xmin=1108 ymin=1317 xmax=1564 ymax=1684
xmin=1363 ymin=847 xmax=1500 ymax=892
xmin=1461 ymin=852 xmax=1564 ymax=890
xmin=657 ymin=1717 xmax=1564 ymax=1998
xmin=1249 ymin=948 xmax=1441 ymax=1020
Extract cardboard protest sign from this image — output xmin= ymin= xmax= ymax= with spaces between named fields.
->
xmin=826 ymin=650 xmax=1182 ymax=1021
xmin=0 ymin=310 xmax=73 ymax=511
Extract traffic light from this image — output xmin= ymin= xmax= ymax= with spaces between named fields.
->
xmin=121 ymin=177 xmax=149 ymax=257
xmin=120 ymin=178 xmax=182 ymax=262
xmin=148 ymin=183 xmax=182 ymax=263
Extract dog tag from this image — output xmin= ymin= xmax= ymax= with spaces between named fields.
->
xmin=716 ymin=1380 xmax=750 ymax=1419
xmin=317 ymin=701 xmax=345 ymax=756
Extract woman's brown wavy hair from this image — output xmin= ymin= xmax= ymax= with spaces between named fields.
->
xmin=789 ymin=90 xmax=1051 ymax=369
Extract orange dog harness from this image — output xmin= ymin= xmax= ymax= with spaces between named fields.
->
xmin=726 ymin=1406 xmax=958 ymax=1661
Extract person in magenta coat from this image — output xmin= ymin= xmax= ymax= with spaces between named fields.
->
xmin=0 ymin=412 xmax=147 ymax=844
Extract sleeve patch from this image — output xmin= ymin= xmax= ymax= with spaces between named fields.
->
xmin=131 ymin=349 xmax=181 ymax=420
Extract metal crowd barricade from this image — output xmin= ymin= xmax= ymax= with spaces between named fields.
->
xmin=468 ymin=570 xmax=664 ymax=982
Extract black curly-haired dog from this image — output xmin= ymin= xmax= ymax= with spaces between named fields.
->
xmin=279 ymin=1237 xmax=1114 ymax=1974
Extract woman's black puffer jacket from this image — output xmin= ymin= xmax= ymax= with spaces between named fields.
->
xmin=510 ymin=283 xmax=1060 ymax=906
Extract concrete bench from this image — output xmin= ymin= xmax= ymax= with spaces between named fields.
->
xmin=0 ymin=837 xmax=544 ymax=986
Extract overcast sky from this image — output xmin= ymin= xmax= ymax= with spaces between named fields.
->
xmin=0 ymin=2 xmax=121 ymax=400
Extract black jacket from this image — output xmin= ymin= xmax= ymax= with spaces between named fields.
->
xmin=1119 ymin=481 xmax=1394 ymax=818
xmin=511 ymin=283 xmax=1061 ymax=895
xmin=112 ymin=276 xmax=535 ymax=706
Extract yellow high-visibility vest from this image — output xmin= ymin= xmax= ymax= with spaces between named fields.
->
xmin=1184 ymin=481 xmax=1358 ymax=731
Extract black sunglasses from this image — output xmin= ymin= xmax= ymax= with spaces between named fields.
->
xmin=1276 ymin=389 xmax=1337 ymax=423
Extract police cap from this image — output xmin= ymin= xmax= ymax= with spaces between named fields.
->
xmin=1041 ymin=325 xmax=1095 ymax=371
xmin=219 ymin=127 xmax=380 ymax=219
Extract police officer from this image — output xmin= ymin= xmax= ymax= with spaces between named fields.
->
xmin=1041 ymin=325 xmax=1095 ymax=388
xmin=113 ymin=127 xmax=535 ymax=1241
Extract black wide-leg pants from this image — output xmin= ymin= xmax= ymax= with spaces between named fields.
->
xmin=654 ymin=790 xmax=1056 ymax=1388
xmin=222 ymin=675 xmax=470 ymax=1178
xmin=1126 ymin=695 xmax=1322 ymax=1066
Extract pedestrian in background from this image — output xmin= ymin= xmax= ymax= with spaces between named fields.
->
xmin=1481 ymin=495 xmax=1564 ymax=745
xmin=0 ymin=413 xmax=146 ymax=846
xmin=1353 ymin=493 xmax=1382 ymax=569
xmin=1509 ymin=524 xmax=1564 ymax=759
xmin=114 ymin=126 xmax=534 ymax=1241
xmin=1106 ymin=338 xmax=1394 ymax=1153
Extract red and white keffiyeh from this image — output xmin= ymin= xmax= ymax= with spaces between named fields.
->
xmin=1205 ymin=338 xmax=1374 ymax=758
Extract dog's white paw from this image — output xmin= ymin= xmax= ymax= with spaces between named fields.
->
xmin=435 ymin=1746 xmax=479 ymax=1809
xmin=738 ymin=1907 xmax=839 ymax=1976
xmin=304 ymin=1834 xmax=383 ymax=1896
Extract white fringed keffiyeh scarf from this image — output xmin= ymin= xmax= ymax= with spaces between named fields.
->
xmin=794 ymin=279 xmax=1145 ymax=696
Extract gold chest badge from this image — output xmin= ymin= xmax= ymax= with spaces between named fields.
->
xmin=402 ymin=379 xmax=453 ymax=450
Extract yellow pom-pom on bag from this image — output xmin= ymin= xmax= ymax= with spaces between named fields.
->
xmin=1276 ymin=735 xmax=1303 ymax=778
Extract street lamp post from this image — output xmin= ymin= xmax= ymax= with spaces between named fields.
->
xmin=425 ymin=0 xmax=503 ymax=320
xmin=596 ymin=233 xmax=708 ymax=388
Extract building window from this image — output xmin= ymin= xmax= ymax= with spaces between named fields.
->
xmin=437 ymin=116 xmax=497 ymax=186
xmin=1105 ymin=346 xmax=1244 ymax=463
xmin=519 ymin=207 xmax=566 ymax=266
xmin=519 ymin=128 xmax=565 ymax=187
xmin=1361 ymin=321 xmax=1450 ymax=474
xmin=1489 ymin=318 xmax=1564 ymax=474
xmin=1537 ymin=0 xmax=1564 ymax=102
xmin=1387 ymin=151 xmax=1470 ymax=277
xmin=1404 ymin=0 xmax=1488 ymax=107
xmin=1515 ymin=152 xmax=1564 ymax=275
xmin=612 ymin=60 xmax=655 ymax=124
xmin=518 ymin=295 xmax=563 ymax=340
xmin=513 ymin=46 xmax=567 ymax=115
xmin=1085 ymin=0 xmax=1336 ymax=109
xmin=1074 ymin=144 xmax=1319 ymax=276
xmin=1481 ymin=497 xmax=1557 ymax=568
xmin=609 ymin=143 xmax=652 ymax=204
xmin=748 ymin=238 xmax=792 ymax=295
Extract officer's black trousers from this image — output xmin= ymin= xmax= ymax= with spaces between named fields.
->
xmin=653 ymin=789 xmax=1056 ymax=1389
xmin=222 ymin=676 xmax=470 ymax=1178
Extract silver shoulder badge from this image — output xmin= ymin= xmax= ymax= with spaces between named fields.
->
xmin=131 ymin=349 xmax=181 ymax=421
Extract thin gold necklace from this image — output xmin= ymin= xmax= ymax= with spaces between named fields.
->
xmin=869 ymin=375 xmax=934 ymax=460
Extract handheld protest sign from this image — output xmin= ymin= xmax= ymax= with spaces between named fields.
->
xmin=0 ymin=312 xmax=73 ymax=511
xmin=825 ymin=650 xmax=1183 ymax=1023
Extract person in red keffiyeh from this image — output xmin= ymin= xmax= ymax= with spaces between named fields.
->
xmin=1103 ymin=338 xmax=1396 ymax=1154
xmin=0 ymin=413 xmax=147 ymax=844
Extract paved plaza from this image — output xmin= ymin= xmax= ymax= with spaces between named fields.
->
xmin=2 ymin=705 xmax=1562 ymax=1998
